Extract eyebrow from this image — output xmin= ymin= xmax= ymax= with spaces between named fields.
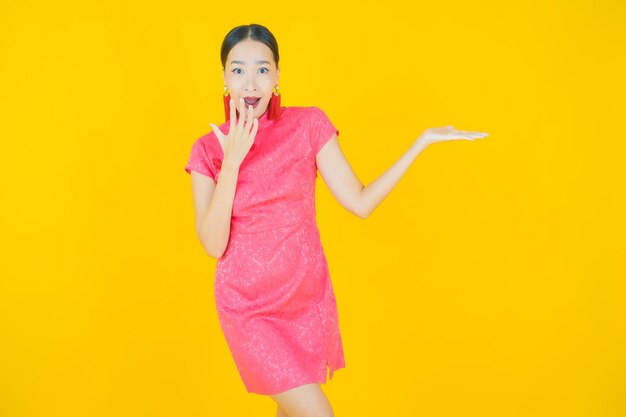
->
xmin=230 ymin=60 xmax=271 ymax=65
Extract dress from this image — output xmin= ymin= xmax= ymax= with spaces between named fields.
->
xmin=184 ymin=106 xmax=345 ymax=395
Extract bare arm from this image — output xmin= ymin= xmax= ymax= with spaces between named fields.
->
xmin=316 ymin=126 xmax=489 ymax=218
xmin=189 ymin=159 xmax=240 ymax=259
xmin=316 ymin=135 xmax=428 ymax=219
xmin=190 ymin=98 xmax=259 ymax=258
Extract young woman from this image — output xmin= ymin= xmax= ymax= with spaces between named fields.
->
xmin=185 ymin=23 xmax=488 ymax=417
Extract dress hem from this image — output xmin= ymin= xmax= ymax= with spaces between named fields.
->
xmin=246 ymin=364 xmax=346 ymax=396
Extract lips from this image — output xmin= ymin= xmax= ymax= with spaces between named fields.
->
xmin=243 ymin=96 xmax=261 ymax=105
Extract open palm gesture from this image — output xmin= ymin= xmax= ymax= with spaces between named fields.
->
xmin=419 ymin=125 xmax=489 ymax=147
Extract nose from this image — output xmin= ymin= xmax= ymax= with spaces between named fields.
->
xmin=244 ymin=75 xmax=258 ymax=92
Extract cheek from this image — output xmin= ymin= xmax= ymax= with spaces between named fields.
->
xmin=226 ymin=76 xmax=243 ymax=87
xmin=261 ymin=80 xmax=275 ymax=91
xmin=265 ymin=88 xmax=276 ymax=99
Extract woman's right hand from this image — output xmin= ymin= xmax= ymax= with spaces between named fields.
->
xmin=209 ymin=97 xmax=259 ymax=168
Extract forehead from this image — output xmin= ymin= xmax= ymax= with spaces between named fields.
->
xmin=228 ymin=39 xmax=274 ymax=65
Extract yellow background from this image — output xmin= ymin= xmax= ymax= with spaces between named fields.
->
xmin=1 ymin=1 xmax=624 ymax=416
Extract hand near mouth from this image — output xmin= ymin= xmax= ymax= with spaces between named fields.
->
xmin=209 ymin=97 xmax=259 ymax=169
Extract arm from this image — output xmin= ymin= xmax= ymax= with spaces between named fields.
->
xmin=316 ymin=125 xmax=489 ymax=218
xmin=189 ymin=159 xmax=240 ymax=259
xmin=190 ymin=98 xmax=259 ymax=259
xmin=316 ymin=135 xmax=428 ymax=219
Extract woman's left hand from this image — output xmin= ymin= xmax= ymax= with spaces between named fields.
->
xmin=417 ymin=125 xmax=489 ymax=147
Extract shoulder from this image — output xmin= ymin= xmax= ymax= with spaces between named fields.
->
xmin=281 ymin=105 xmax=328 ymax=124
xmin=291 ymin=105 xmax=327 ymax=117
xmin=192 ymin=127 xmax=223 ymax=156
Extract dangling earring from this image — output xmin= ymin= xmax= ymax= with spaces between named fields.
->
xmin=268 ymin=84 xmax=281 ymax=120
xmin=223 ymin=85 xmax=232 ymax=123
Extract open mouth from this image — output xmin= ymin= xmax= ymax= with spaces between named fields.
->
xmin=243 ymin=97 xmax=261 ymax=108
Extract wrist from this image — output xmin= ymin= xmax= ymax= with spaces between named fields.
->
xmin=221 ymin=155 xmax=240 ymax=173
xmin=414 ymin=135 xmax=429 ymax=149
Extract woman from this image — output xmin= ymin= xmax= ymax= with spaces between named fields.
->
xmin=185 ymin=23 xmax=488 ymax=417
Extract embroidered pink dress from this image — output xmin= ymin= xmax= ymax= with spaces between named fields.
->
xmin=184 ymin=106 xmax=345 ymax=395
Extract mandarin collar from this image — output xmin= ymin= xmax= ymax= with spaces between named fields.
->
xmin=256 ymin=108 xmax=271 ymax=129
xmin=256 ymin=107 xmax=283 ymax=130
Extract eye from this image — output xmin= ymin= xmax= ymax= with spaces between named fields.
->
xmin=232 ymin=67 xmax=269 ymax=75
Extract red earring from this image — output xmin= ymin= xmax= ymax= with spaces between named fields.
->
xmin=223 ymin=86 xmax=232 ymax=123
xmin=268 ymin=84 xmax=281 ymax=120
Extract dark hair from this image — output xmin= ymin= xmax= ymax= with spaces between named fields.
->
xmin=220 ymin=24 xmax=279 ymax=70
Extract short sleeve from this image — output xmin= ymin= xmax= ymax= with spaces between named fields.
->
xmin=309 ymin=107 xmax=339 ymax=157
xmin=184 ymin=137 xmax=216 ymax=181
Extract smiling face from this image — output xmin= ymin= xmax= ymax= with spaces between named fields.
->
xmin=223 ymin=38 xmax=280 ymax=119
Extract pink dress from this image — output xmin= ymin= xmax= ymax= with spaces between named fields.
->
xmin=184 ymin=106 xmax=346 ymax=395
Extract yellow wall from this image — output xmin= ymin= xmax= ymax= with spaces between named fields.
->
xmin=1 ymin=1 xmax=624 ymax=416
